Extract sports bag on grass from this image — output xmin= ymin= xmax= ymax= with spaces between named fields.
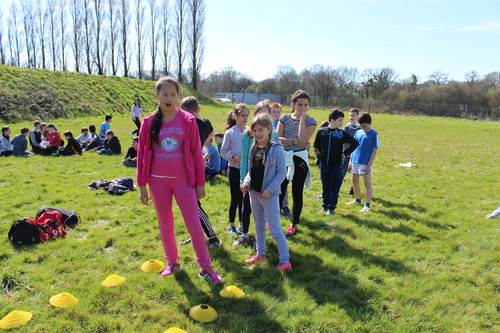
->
xmin=8 ymin=211 xmax=67 ymax=245
xmin=35 ymin=206 xmax=80 ymax=228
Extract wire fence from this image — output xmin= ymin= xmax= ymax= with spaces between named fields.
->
xmin=373 ymin=101 xmax=500 ymax=121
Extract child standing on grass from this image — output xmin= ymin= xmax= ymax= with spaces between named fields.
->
xmin=241 ymin=114 xmax=291 ymax=271
xmin=220 ymin=104 xmax=250 ymax=236
xmin=342 ymin=108 xmax=361 ymax=185
xmin=130 ymin=98 xmax=145 ymax=137
xmin=313 ymin=109 xmax=359 ymax=215
xmin=347 ymin=113 xmax=380 ymax=212
xmin=137 ymin=76 xmax=222 ymax=284
xmin=214 ymin=133 xmax=228 ymax=176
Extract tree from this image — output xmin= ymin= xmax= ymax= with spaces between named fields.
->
xmin=107 ymin=0 xmax=120 ymax=75
xmin=119 ymin=0 xmax=130 ymax=77
xmin=58 ymin=0 xmax=68 ymax=71
xmin=134 ymin=0 xmax=145 ymax=79
xmin=428 ymin=70 xmax=449 ymax=86
xmin=0 ymin=10 xmax=5 ymax=65
xmin=21 ymin=0 xmax=36 ymax=68
xmin=93 ymin=0 xmax=105 ymax=75
xmin=70 ymin=0 xmax=82 ymax=72
xmin=336 ymin=66 xmax=359 ymax=105
xmin=159 ymin=0 xmax=171 ymax=76
xmin=173 ymin=0 xmax=186 ymax=82
xmin=8 ymin=2 xmax=22 ymax=67
xmin=82 ymin=0 xmax=94 ymax=74
xmin=36 ymin=4 xmax=48 ymax=69
xmin=186 ymin=0 xmax=205 ymax=90
xmin=47 ymin=0 xmax=59 ymax=70
xmin=275 ymin=65 xmax=300 ymax=102
xmin=147 ymin=0 xmax=160 ymax=80
xmin=482 ymin=72 xmax=500 ymax=89
xmin=370 ymin=67 xmax=398 ymax=97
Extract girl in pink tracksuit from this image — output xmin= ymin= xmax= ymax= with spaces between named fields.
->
xmin=136 ymin=76 xmax=222 ymax=284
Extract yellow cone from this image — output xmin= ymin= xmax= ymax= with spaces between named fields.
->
xmin=164 ymin=327 xmax=188 ymax=333
xmin=49 ymin=292 xmax=79 ymax=308
xmin=189 ymin=304 xmax=217 ymax=323
xmin=0 ymin=310 xmax=33 ymax=329
xmin=219 ymin=285 xmax=245 ymax=298
xmin=141 ymin=259 xmax=165 ymax=272
xmin=101 ymin=274 xmax=126 ymax=287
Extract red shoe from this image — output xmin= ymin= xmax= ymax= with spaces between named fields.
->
xmin=285 ymin=224 xmax=298 ymax=236
xmin=245 ymin=254 xmax=268 ymax=264
xmin=276 ymin=262 xmax=293 ymax=272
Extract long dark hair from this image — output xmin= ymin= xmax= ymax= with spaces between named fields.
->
xmin=151 ymin=76 xmax=180 ymax=145
xmin=290 ymin=90 xmax=310 ymax=113
xmin=225 ymin=103 xmax=249 ymax=130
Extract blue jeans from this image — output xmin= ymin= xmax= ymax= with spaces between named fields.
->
xmin=320 ymin=161 xmax=343 ymax=211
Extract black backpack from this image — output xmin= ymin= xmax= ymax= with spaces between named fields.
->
xmin=35 ymin=206 xmax=80 ymax=228
xmin=9 ymin=211 xmax=67 ymax=245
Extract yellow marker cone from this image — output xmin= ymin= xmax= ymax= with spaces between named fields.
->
xmin=101 ymin=274 xmax=126 ymax=287
xmin=189 ymin=304 xmax=218 ymax=323
xmin=0 ymin=310 xmax=33 ymax=329
xmin=219 ymin=285 xmax=245 ymax=298
xmin=164 ymin=327 xmax=188 ymax=333
xmin=49 ymin=292 xmax=79 ymax=308
xmin=141 ymin=259 xmax=165 ymax=272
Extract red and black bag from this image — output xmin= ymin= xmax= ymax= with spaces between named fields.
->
xmin=8 ymin=211 xmax=67 ymax=245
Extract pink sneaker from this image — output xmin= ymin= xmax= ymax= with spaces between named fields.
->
xmin=160 ymin=261 xmax=181 ymax=276
xmin=198 ymin=265 xmax=223 ymax=284
xmin=245 ymin=254 xmax=268 ymax=264
xmin=285 ymin=224 xmax=298 ymax=236
xmin=276 ymin=262 xmax=293 ymax=272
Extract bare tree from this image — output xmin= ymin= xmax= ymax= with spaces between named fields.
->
xmin=70 ymin=0 xmax=82 ymax=72
xmin=107 ymin=0 xmax=120 ymax=75
xmin=93 ymin=0 xmax=105 ymax=75
xmin=119 ymin=0 xmax=130 ymax=77
xmin=134 ymin=0 xmax=145 ymax=79
xmin=0 ymin=10 xmax=5 ymax=65
xmin=186 ymin=0 xmax=205 ymax=90
xmin=173 ymin=0 xmax=186 ymax=82
xmin=21 ymin=0 xmax=36 ymax=68
xmin=336 ymin=66 xmax=359 ymax=105
xmin=147 ymin=0 xmax=160 ymax=80
xmin=428 ymin=70 xmax=449 ymax=86
xmin=370 ymin=67 xmax=398 ymax=97
xmin=275 ymin=65 xmax=300 ymax=102
xmin=47 ymin=0 xmax=59 ymax=70
xmin=58 ymin=0 xmax=68 ymax=71
xmin=82 ymin=0 xmax=94 ymax=74
xmin=159 ymin=0 xmax=171 ymax=76
xmin=8 ymin=3 xmax=22 ymax=67
xmin=35 ymin=3 xmax=48 ymax=69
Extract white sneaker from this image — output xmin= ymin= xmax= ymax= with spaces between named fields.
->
xmin=359 ymin=206 xmax=371 ymax=212
xmin=326 ymin=209 xmax=335 ymax=216
xmin=346 ymin=200 xmax=363 ymax=206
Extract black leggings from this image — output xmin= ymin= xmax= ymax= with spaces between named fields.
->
xmin=228 ymin=167 xmax=243 ymax=223
xmin=198 ymin=200 xmax=216 ymax=238
xmin=131 ymin=117 xmax=141 ymax=135
xmin=280 ymin=155 xmax=309 ymax=225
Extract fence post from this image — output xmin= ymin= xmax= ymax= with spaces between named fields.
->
xmin=429 ymin=103 xmax=433 ymax=116
xmin=464 ymin=104 xmax=468 ymax=119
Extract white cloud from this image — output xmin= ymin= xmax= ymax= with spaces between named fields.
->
xmin=462 ymin=21 xmax=500 ymax=31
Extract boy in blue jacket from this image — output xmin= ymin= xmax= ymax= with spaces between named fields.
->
xmin=313 ymin=109 xmax=359 ymax=215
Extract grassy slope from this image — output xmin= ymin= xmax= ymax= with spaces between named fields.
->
xmin=0 ymin=69 xmax=499 ymax=332
xmin=0 ymin=65 xmax=215 ymax=122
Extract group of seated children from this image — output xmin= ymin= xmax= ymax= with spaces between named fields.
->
xmin=1 ymin=115 xmax=124 ymax=158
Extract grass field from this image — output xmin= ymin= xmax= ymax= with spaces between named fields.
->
xmin=0 ymin=107 xmax=499 ymax=332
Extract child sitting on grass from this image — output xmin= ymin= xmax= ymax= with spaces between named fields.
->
xmin=59 ymin=131 xmax=83 ymax=156
xmin=98 ymin=130 xmax=121 ymax=155
xmin=12 ymin=127 xmax=34 ymax=157
xmin=123 ymin=137 xmax=138 ymax=167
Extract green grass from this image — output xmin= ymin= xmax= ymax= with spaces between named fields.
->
xmin=0 ymin=107 xmax=499 ymax=332
xmin=0 ymin=65 xmax=215 ymax=122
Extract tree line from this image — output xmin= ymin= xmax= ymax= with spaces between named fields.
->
xmin=0 ymin=0 xmax=205 ymax=89
xmin=198 ymin=66 xmax=500 ymax=119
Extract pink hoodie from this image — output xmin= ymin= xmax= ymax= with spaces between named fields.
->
xmin=136 ymin=108 xmax=205 ymax=188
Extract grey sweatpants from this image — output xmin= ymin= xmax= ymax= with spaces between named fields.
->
xmin=250 ymin=190 xmax=290 ymax=264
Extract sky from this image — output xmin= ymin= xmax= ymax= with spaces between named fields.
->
xmin=1 ymin=0 xmax=499 ymax=82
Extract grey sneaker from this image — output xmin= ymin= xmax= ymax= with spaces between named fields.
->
xmin=232 ymin=235 xmax=250 ymax=246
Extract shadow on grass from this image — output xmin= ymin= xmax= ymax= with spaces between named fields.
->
xmin=374 ymin=197 xmax=427 ymax=213
xmin=174 ymin=259 xmax=284 ymax=332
